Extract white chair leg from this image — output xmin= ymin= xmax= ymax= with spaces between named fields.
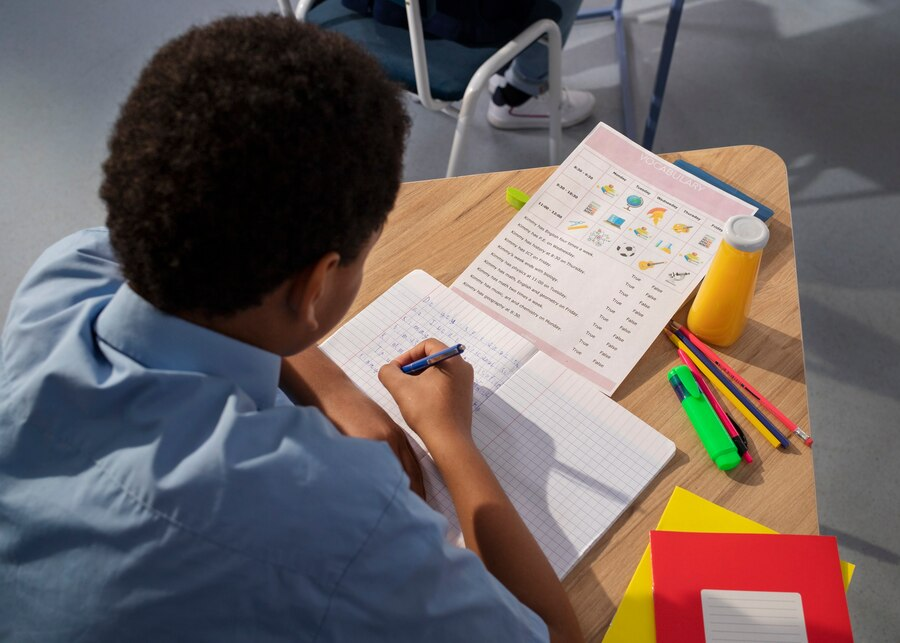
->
xmin=292 ymin=0 xmax=317 ymax=20
xmin=446 ymin=20 xmax=562 ymax=177
xmin=446 ymin=89 xmax=480 ymax=177
xmin=277 ymin=0 xmax=293 ymax=17
xmin=545 ymin=29 xmax=562 ymax=165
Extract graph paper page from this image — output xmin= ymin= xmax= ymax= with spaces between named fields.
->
xmin=320 ymin=270 xmax=538 ymax=456
xmin=429 ymin=351 xmax=675 ymax=576
xmin=321 ymin=271 xmax=674 ymax=577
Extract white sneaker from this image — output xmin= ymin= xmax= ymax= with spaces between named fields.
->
xmin=488 ymin=88 xmax=596 ymax=130
xmin=487 ymin=73 xmax=505 ymax=95
xmin=415 ymin=75 xmax=504 ymax=107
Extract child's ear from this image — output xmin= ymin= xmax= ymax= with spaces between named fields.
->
xmin=287 ymin=251 xmax=341 ymax=331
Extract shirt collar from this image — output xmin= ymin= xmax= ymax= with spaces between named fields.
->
xmin=94 ymin=284 xmax=281 ymax=410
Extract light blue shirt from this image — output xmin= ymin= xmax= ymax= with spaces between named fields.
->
xmin=0 ymin=228 xmax=548 ymax=642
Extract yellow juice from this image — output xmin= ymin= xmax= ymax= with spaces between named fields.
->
xmin=687 ymin=216 xmax=768 ymax=346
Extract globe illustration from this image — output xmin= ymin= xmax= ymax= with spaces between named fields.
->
xmin=625 ymin=195 xmax=644 ymax=210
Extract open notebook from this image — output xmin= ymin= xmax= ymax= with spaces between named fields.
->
xmin=322 ymin=270 xmax=675 ymax=577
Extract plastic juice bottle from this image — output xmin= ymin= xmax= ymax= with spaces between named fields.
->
xmin=687 ymin=215 xmax=769 ymax=346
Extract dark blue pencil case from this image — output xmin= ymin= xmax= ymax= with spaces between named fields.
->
xmin=674 ymin=160 xmax=774 ymax=222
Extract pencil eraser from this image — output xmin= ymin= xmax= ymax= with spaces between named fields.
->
xmin=506 ymin=187 xmax=530 ymax=210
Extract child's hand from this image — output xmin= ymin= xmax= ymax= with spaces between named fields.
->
xmin=378 ymin=339 xmax=474 ymax=456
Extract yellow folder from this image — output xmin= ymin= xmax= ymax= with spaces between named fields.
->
xmin=602 ymin=487 xmax=855 ymax=643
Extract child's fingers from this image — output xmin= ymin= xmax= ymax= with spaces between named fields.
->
xmin=377 ymin=361 xmax=405 ymax=390
xmin=388 ymin=338 xmax=450 ymax=367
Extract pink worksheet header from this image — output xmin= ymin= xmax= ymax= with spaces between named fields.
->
xmin=584 ymin=124 xmax=754 ymax=222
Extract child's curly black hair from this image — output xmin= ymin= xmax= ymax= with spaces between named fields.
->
xmin=101 ymin=14 xmax=409 ymax=316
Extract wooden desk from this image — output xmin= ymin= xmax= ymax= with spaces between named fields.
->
xmin=346 ymin=146 xmax=815 ymax=640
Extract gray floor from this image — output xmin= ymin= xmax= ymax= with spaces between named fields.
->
xmin=1 ymin=1 xmax=898 ymax=639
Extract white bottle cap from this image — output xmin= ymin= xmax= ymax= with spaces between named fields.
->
xmin=724 ymin=215 xmax=769 ymax=252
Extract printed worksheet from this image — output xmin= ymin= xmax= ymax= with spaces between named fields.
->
xmin=452 ymin=122 xmax=758 ymax=394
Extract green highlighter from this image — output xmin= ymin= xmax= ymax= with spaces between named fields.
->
xmin=667 ymin=365 xmax=741 ymax=471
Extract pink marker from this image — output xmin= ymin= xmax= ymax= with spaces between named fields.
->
xmin=678 ymin=349 xmax=753 ymax=463
xmin=673 ymin=322 xmax=813 ymax=447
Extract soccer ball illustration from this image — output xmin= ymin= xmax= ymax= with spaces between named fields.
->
xmin=617 ymin=244 xmax=635 ymax=257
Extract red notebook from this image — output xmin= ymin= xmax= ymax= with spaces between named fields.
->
xmin=650 ymin=530 xmax=853 ymax=643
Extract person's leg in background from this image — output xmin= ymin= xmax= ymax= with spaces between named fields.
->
xmin=488 ymin=0 xmax=595 ymax=129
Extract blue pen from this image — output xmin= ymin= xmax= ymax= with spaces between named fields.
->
xmin=401 ymin=344 xmax=466 ymax=374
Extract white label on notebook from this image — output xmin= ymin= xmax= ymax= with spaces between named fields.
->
xmin=701 ymin=589 xmax=808 ymax=643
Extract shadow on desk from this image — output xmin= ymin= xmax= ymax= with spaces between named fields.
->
xmin=737 ymin=319 xmax=806 ymax=384
xmin=757 ymin=218 xmax=795 ymax=287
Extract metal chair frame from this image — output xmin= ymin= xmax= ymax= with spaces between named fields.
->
xmin=577 ymin=0 xmax=685 ymax=150
xmin=280 ymin=0 xmax=562 ymax=177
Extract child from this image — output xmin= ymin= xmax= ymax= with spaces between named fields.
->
xmin=0 ymin=15 xmax=581 ymax=642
